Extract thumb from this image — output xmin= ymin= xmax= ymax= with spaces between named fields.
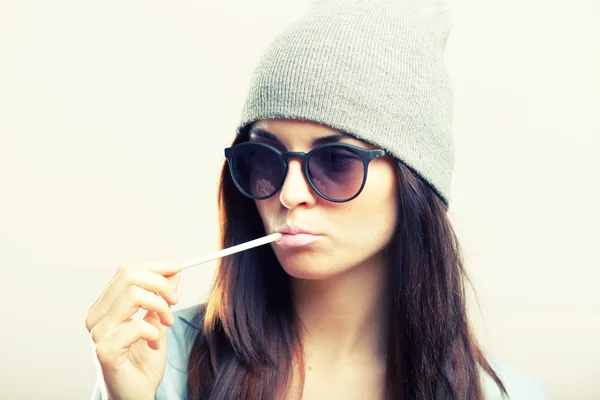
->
xmin=143 ymin=311 xmax=166 ymax=350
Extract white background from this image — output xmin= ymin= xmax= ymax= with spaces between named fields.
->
xmin=1 ymin=0 xmax=598 ymax=399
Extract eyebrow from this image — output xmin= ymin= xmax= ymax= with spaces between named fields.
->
xmin=249 ymin=128 xmax=349 ymax=147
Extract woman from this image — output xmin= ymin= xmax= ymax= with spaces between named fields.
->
xmin=87 ymin=0 xmax=548 ymax=399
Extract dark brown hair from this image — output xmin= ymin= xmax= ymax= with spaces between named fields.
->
xmin=186 ymin=132 xmax=508 ymax=399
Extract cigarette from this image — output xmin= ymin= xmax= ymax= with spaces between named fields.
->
xmin=179 ymin=232 xmax=282 ymax=271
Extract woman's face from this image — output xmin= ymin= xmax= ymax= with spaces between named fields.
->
xmin=251 ymin=118 xmax=399 ymax=280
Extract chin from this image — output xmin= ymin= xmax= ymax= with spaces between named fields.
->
xmin=274 ymin=250 xmax=347 ymax=280
xmin=282 ymin=266 xmax=339 ymax=280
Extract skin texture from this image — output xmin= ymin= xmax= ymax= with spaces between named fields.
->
xmin=250 ymin=119 xmax=399 ymax=399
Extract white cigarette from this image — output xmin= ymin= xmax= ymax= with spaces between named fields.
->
xmin=179 ymin=232 xmax=282 ymax=271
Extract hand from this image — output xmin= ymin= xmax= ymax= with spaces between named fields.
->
xmin=85 ymin=261 xmax=181 ymax=400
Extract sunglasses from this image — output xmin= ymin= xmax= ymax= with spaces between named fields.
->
xmin=224 ymin=141 xmax=388 ymax=203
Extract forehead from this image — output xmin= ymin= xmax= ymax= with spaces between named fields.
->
xmin=249 ymin=119 xmax=379 ymax=150
xmin=252 ymin=119 xmax=338 ymax=136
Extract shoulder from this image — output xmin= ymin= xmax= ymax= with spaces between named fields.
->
xmin=155 ymin=303 xmax=204 ymax=400
xmin=480 ymin=355 xmax=549 ymax=400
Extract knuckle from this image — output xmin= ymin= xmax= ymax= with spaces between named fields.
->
xmin=89 ymin=325 xmax=102 ymax=344
xmin=94 ymin=341 xmax=113 ymax=364
xmin=120 ymin=267 xmax=136 ymax=283
xmin=115 ymin=264 xmax=128 ymax=276
xmin=126 ymin=285 xmax=140 ymax=303
xmin=84 ymin=315 xmax=92 ymax=333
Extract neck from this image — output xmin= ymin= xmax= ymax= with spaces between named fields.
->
xmin=290 ymin=254 xmax=391 ymax=366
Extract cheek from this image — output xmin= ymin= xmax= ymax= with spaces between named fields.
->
xmin=352 ymin=190 xmax=396 ymax=231
xmin=254 ymin=198 xmax=278 ymax=229
xmin=339 ymin=167 xmax=398 ymax=241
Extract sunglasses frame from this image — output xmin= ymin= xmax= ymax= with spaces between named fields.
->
xmin=224 ymin=141 xmax=389 ymax=203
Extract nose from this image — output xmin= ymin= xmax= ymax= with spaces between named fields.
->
xmin=279 ymin=158 xmax=317 ymax=209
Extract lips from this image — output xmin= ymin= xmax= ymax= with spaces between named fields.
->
xmin=277 ymin=223 xmax=317 ymax=235
xmin=275 ymin=223 xmax=321 ymax=248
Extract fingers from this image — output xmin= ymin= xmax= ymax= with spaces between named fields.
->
xmin=89 ymin=285 xmax=174 ymax=344
xmin=144 ymin=311 xmax=166 ymax=351
xmin=94 ymin=318 xmax=162 ymax=367
xmin=166 ymin=271 xmax=181 ymax=301
xmin=85 ymin=262 xmax=180 ymax=334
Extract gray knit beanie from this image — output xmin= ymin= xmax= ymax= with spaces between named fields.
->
xmin=236 ymin=0 xmax=454 ymax=206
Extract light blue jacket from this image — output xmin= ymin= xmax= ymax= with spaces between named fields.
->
xmin=92 ymin=304 xmax=549 ymax=400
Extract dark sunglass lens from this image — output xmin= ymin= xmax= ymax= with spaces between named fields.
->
xmin=307 ymin=146 xmax=365 ymax=200
xmin=232 ymin=144 xmax=282 ymax=198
